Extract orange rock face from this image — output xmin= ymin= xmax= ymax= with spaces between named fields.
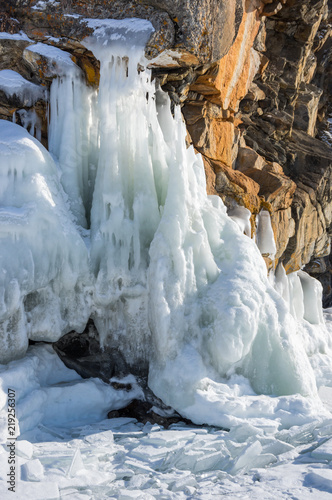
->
xmin=189 ymin=1 xmax=261 ymax=112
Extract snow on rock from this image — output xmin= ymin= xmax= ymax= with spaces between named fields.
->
xmin=0 ymin=121 xmax=91 ymax=362
xmin=85 ymin=18 xmax=154 ymax=47
xmin=0 ymin=70 xmax=46 ymax=107
xmin=0 ymin=32 xmax=32 ymax=41
xmin=23 ymin=42 xmax=78 ymax=77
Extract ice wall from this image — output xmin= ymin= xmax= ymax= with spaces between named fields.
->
xmin=0 ymin=19 xmax=331 ymax=428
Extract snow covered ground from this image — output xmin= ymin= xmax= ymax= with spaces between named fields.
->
xmin=0 ymin=341 xmax=332 ymax=499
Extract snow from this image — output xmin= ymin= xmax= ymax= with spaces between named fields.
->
xmin=0 ymin=19 xmax=332 ymax=499
xmin=84 ymin=18 xmax=154 ymax=49
xmin=0 ymin=70 xmax=46 ymax=107
xmin=0 ymin=32 xmax=31 ymax=41
xmin=32 ymin=0 xmax=60 ymax=11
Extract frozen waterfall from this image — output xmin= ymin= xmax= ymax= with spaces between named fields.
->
xmin=0 ymin=18 xmax=331 ymax=428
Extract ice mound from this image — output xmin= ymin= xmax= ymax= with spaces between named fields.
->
xmin=0 ymin=121 xmax=90 ymax=363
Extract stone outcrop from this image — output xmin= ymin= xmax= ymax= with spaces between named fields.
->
xmin=0 ymin=0 xmax=331 ymax=299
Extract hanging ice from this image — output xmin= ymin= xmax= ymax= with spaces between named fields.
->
xmin=256 ymin=210 xmax=277 ymax=259
xmin=0 ymin=18 xmax=331 ymax=428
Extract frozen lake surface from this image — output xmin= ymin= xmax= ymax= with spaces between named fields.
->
xmin=0 ymin=343 xmax=332 ymax=499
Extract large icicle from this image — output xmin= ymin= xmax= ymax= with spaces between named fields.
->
xmin=84 ymin=20 xmax=163 ymax=369
xmin=45 ymin=44 xmax=99 ymax=228
xmin=82 ymin=20 xmax=330 ymax=428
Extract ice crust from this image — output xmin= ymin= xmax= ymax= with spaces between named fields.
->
xmin=0 ymin=20 xmax=331 ymax=435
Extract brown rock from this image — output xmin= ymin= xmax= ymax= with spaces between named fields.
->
xmin=189 ymin=118 xmax=235 ymax=167
xmin=244 ymin=165 xmax=296 ymax=210
xmin=200 ymin=152 xmax=218 ymax=196
xmin=188 ymin=2 xmax=261 ymax=111
xmin=203 ymin=156 xmax=261 ymax=214
xmin=236 ymin=146 xmax=266 ymax=171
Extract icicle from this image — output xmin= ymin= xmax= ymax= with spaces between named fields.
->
xmin=255 ymin=210 xmax=277 ymax=259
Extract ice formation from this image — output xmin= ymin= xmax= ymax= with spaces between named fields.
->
xmin=0 ymin=70 xmax=46 ymax=107
xmin=0 ymin=18 xmax=331 ymax=430
xmin=0 ymin=121 xmax=90 ymax=363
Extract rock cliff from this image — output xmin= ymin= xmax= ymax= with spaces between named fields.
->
xmin=0 ymin=0 xmax=331 ymax=301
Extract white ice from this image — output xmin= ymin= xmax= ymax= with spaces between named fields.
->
xmin=0 ymin=120 xmax=90 ymax=362
xmin=227 ymin=204 xmax=252 ymax=237
xmin=255 ymin=209 xmax=277 ymax=258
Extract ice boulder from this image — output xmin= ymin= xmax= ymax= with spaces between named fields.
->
xmin=0 ymin=120 xmax=91 ymax=363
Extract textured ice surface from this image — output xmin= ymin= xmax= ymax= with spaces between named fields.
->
xmin=0 ymin=121 xmax=91 ymax=362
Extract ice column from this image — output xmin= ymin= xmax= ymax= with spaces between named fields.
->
xmin=48 ymin=67 xmax=98 ymax=227
xmin=84 ymin=21 xmax=165 ymax=368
